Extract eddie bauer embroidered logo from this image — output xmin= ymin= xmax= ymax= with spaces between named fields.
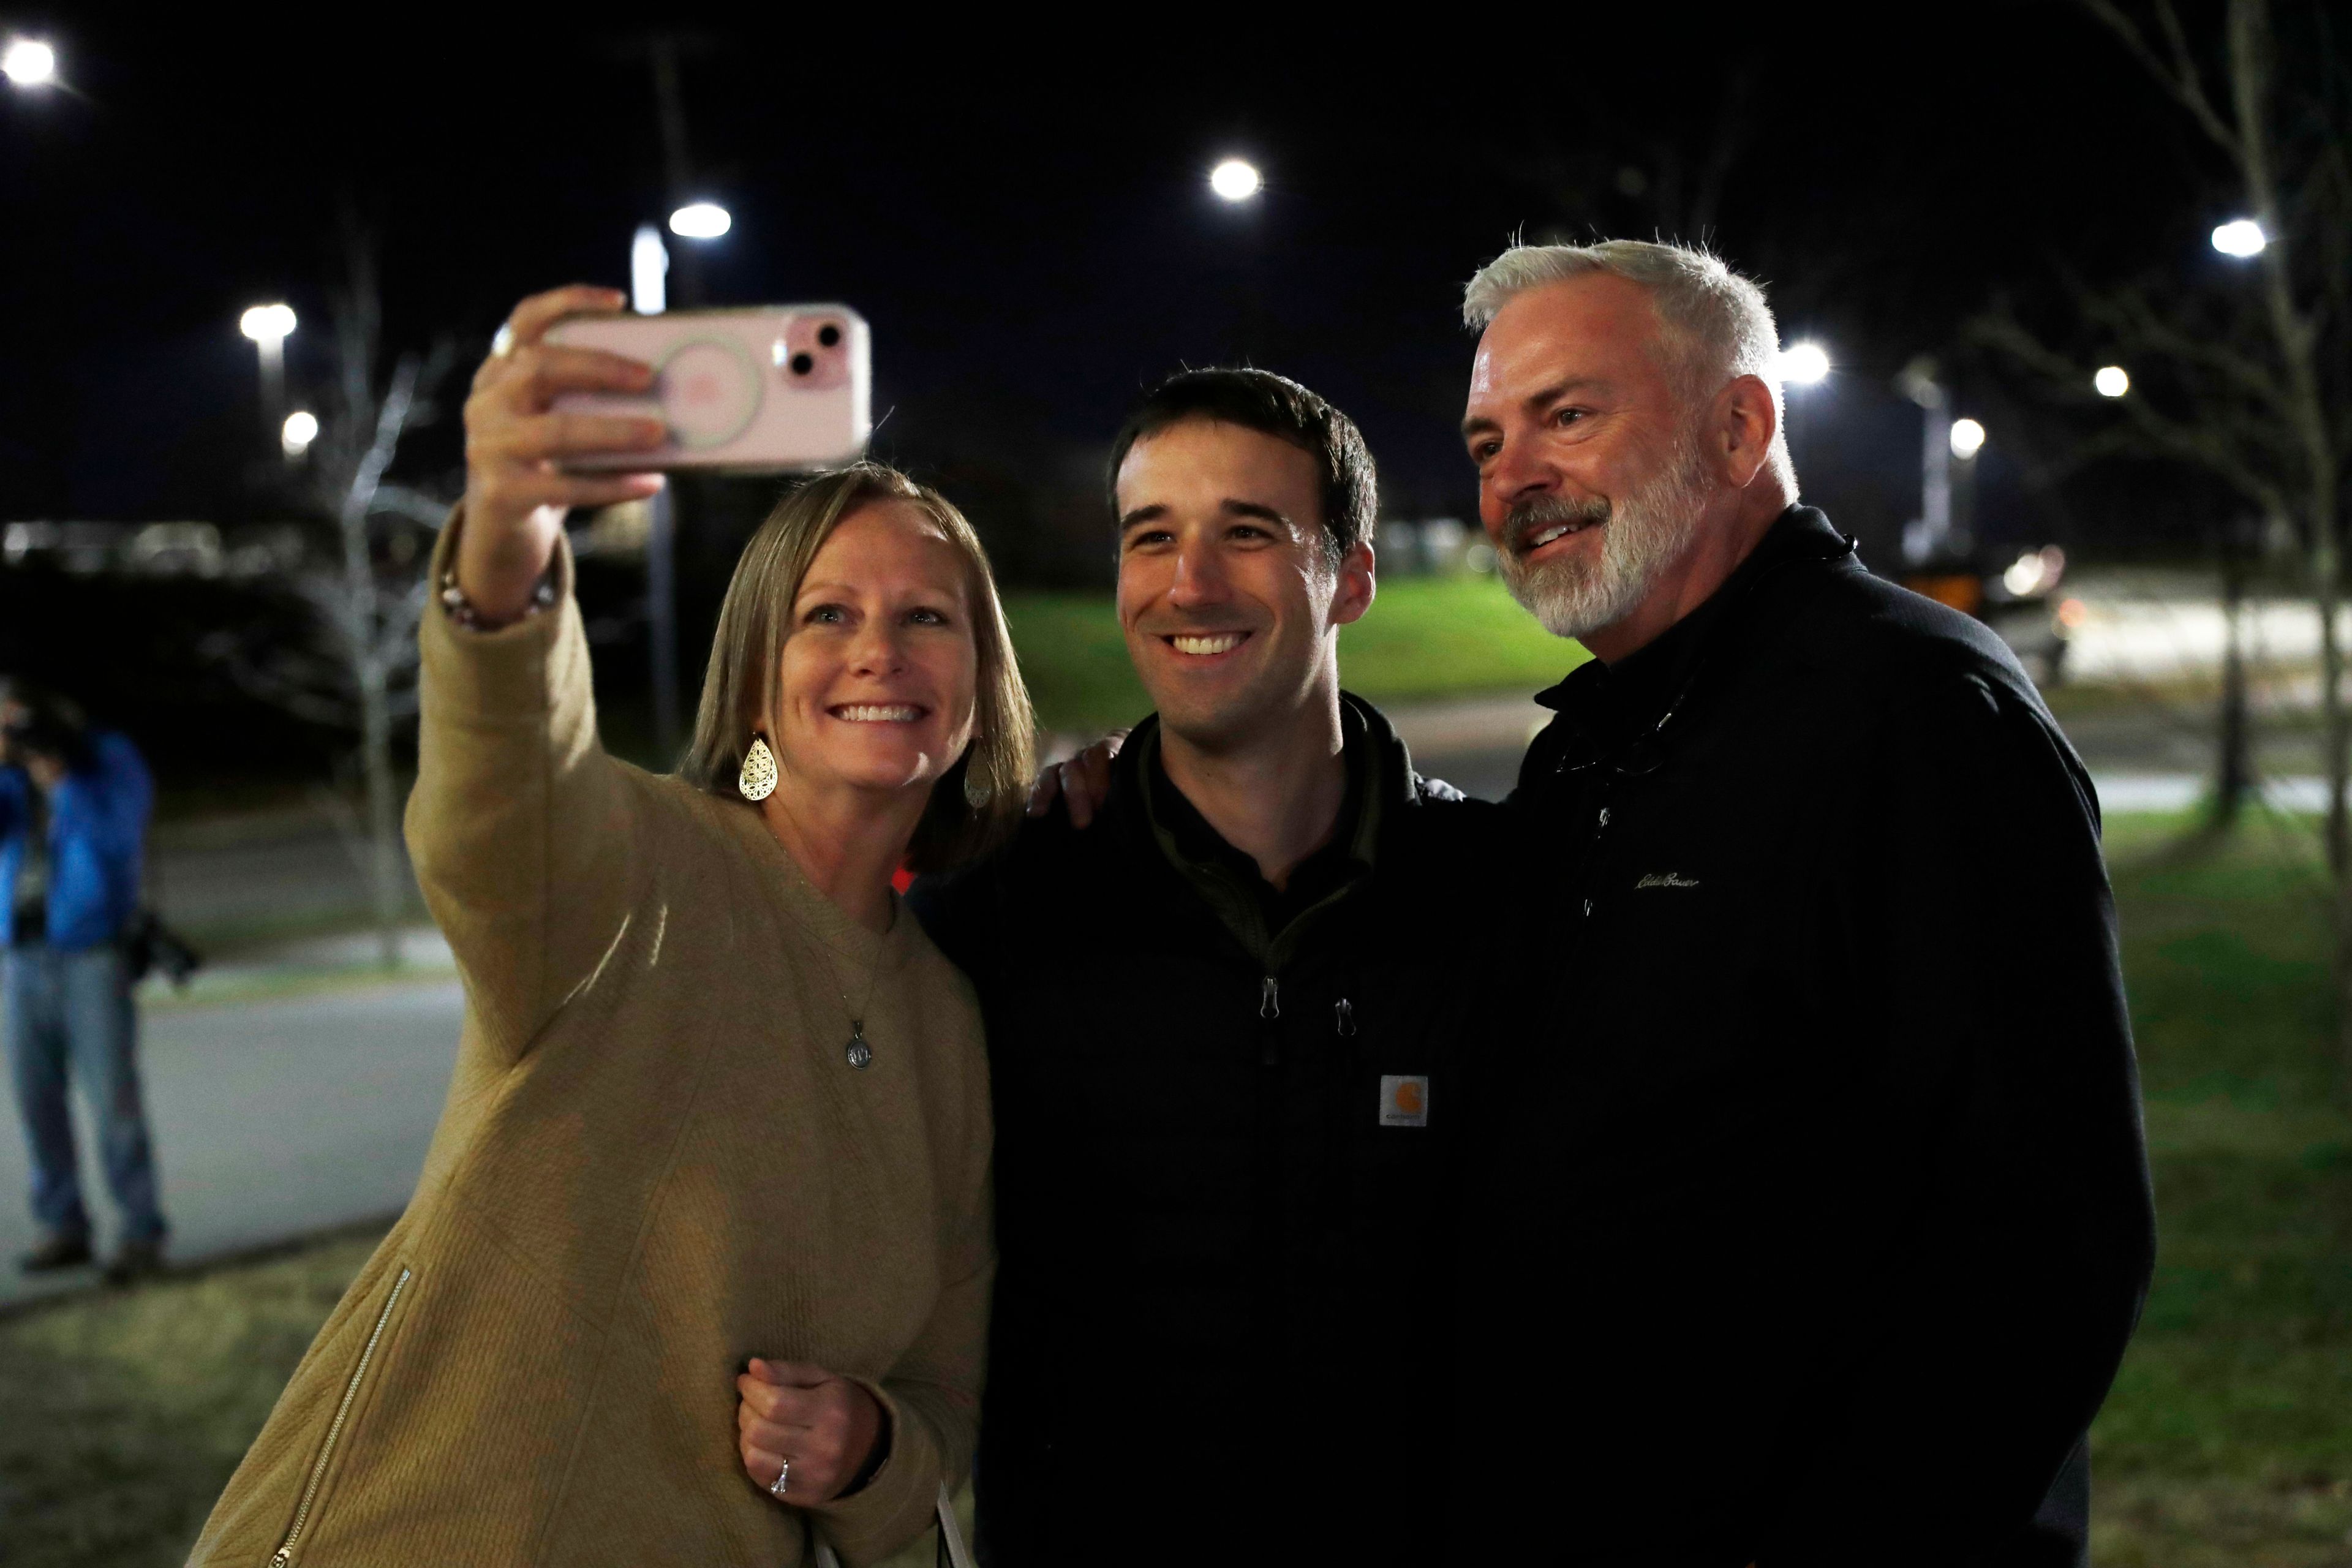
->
xmin=1379 ymin=1074 xmax=1430 ymax=1128
xmin=1635 ymin=872 xmax=1702 ymax=889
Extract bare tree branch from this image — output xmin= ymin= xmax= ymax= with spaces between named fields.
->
xmin=2079 ymin=0 xmax=2245 ymax=157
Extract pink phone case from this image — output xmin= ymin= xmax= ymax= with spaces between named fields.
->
xmin=546 ymin=306 xmax=870 ymax=472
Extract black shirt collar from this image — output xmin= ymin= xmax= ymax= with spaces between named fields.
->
xmin=1534 ymin=506 xmax=1853 ymax=742
xmin=1125 ymin=698 xmax=1389 ymax=962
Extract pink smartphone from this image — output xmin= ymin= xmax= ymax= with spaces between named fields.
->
xmin=546 ymin=306 xmax=870 ymax=472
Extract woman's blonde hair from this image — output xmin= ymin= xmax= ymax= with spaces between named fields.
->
xmin=680 ymin=462 xmax=1035 ymax=873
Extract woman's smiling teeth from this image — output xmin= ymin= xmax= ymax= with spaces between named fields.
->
xmin=1169 ymin=632 xmax=1247 ymax=656
xmin=831 ymin=703 xmax=925 ymax=723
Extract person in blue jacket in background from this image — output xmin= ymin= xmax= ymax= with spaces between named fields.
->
xmin=0 ymin=679 xmax=167 ymax=1283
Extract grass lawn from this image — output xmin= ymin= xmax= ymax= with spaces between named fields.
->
xmin=1003 ymin=571 xmax=1583 ymax=734
xmin=2 ymin=813 xmax=2346 ymax=1564
xmin=2090 ymin=812 xmax=2352 ymax=1566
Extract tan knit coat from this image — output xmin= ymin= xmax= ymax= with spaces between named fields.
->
xmin=188 ymin=536 xmax=993 ymax=1567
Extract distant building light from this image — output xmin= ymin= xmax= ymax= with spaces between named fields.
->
xmin=2056 ymin=597 xmax=2089 ymax=630
xmin=1210 ymin=159 xmax=1262 ymax=202
xmin=282 ymin=410 xmax=319 ymax=457
xmin=1948 ymin=418 xmax=1987 ymax=460
xmin=2 ymin=38 xmax=56 ymax=88
xmin=668 ymin=202 xmax=731 ymax=239
xmin=2094 ymin=365 xmax=2130 ymax=398
xmin=1777 ymin=341 xmax=1831 ymax=385
xmin=240 ymin=303 xmax=297 ymax=343
xmin=2211 ymin=219 xmax=2267 ymax=258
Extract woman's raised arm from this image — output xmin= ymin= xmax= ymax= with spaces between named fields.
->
xmin=404 ymin=287 xmax=671 ymax=1065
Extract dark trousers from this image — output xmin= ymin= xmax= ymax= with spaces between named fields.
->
xmin=4 ymin=943 xmax=166 ymax=1244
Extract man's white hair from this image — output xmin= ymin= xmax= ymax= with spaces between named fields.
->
xmin=1462 ymin=239 xmax=1798 ymax=496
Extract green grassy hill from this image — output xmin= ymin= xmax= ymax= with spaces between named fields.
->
xmin=1004 ymin=572 xmax=1585 ymax=734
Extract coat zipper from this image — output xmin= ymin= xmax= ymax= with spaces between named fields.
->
xmin=268 ymin=1265 xmax=412 ymax=1568
xmin=1259 ymin=976 xmax=1281 ymax=1066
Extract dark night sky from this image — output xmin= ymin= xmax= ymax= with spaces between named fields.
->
xmin=1 ymin=9 xmax=2226 ymax=568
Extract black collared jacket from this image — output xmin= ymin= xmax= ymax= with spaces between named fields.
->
xmin=1457 ymin=508 xmax=2155 ymax=1567
xmin=912 ymin=695 xmax=1507 ymax=1567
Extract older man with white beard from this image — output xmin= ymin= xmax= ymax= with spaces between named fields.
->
xmin=1449 ymin=242 xmax=2154 ymax=1567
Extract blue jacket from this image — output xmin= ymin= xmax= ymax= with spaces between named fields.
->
xmin=0 ymin=730 xmax=153 ymax=950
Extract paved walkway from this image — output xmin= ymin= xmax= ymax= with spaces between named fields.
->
xmin=0 ymin=950 xmax=461 ymax=1310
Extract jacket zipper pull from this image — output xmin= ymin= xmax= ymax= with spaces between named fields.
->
xmin=1259 ymin=976 xmax=1281 ymax=1067
xmin=1259 ymin=976 xmax=1280 ymax=1019
xmin=1333 ymin=998 xmax=1357 ymax=1037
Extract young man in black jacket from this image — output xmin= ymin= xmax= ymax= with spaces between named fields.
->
xmin=1452 ymin=241 xmax=2155 ymax=1566
xmin=911 ymin=370 xmax=1501 ymax=1566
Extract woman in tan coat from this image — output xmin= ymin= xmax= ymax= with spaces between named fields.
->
xmin=190 ymin=285 xmax=1029 ymax=1567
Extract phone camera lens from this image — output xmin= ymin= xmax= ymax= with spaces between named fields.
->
xmin=789 ymin=352 xmax=815 ymax=376
xmin=817 ymin=323 xmax=842 ymax=349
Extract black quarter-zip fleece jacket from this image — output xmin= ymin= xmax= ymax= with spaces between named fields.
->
xmin=912 ymin=695 xmax=1507 ymax=1567
xmin=1455 ymin=507 xmax=2155 ymax=1566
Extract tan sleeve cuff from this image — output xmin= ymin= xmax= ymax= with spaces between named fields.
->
xmin=805 ymin=1378 xmax=945 ymax=1567
xmin=418 ymin=507 xmax=581 ymax=728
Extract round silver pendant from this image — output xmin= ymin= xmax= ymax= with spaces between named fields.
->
xmin=845 ymin=1036 xmax=873 ymax=1071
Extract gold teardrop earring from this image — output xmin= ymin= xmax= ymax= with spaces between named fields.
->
xmin=739 ymin=735 xmax=778 ymax=802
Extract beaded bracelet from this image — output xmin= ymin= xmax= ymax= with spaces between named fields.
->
xmin=438 ymin=564 xmax=556 ymax=631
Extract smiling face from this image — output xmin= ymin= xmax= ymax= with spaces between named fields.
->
xmin=769 ymin=499 xmax=979 ymax=804
xmin=1461 ymin=272 xmax=1721 ymax=647
xmin=1115 ymin=418 xmax=1373 ymax=753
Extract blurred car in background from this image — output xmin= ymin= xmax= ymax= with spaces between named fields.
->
xmin=1901 ymin=544 xmax=2082 ymax=687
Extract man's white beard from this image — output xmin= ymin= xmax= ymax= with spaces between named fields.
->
xmin=1496 ymin=432 xmax=1714 ymax=642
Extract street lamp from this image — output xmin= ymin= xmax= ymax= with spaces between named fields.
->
xmin=1 ymin=37 xmax=56 ymax=88
xmin=631 ymin=224 xmax=669 ymax=315
xmin=639 ymin=204 xmax=728 ymax=762
xmin=1949 ymin=417 xmax=1987 ymax=461
xmin=2094 ymin=365 xmax=2130 ymax=399
xmin=281 ymin=410 xmax=318 ymax=459
xmin=1777 ymin=341 xmax=1830 ymax=385
xmin=2211 ymin=218 xmax=2267 ymax=258
xmin=668 ymin=201 xmax=731 ymax=239
xmin=1210 ymin=159 xmax=1262 ymax=202
xmin=239 ymin=303 xmax=297 ymax=437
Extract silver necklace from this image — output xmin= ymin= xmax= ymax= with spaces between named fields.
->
xmin=809 ymin=933 xmax=883 ymax=1071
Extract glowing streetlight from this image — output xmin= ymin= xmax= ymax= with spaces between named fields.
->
xmin=631 ymin=224 xmax=669 ymax=315
xmin=668 ymin=202 xmax=731 ymax=239
xmin=239 ymin=303 xmax=296 ymax=438
xmin=1949 ymin=417 xmax=1987 ymax=460
xmin=2211 ymin=219 xmax=2267 ymax=258
xmin=2 ymin=37 xmax=56 ymax=88
xmin=1777 ymin=341 xmax=1830 ymax=385
xmin=281 ymin=410 xmax=318 ymax=459
xmin=2094 ymin=365 xmax=2130 ymax=399
xmin=239 ymin=304 xmax=296 ymax=344
xmin=1210 ymin=159 xmax=1262 ymax=202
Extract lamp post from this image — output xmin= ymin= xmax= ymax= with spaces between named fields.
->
xmin=239 ymin=303 xmax=297 ymax=443
xmin=634 ymin=202 xmax=730 ymax=760
xmin=1894 ymin=357 xmax=1989 ymax=565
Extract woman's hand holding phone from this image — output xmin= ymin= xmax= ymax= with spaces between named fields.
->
xmin=456 ymin=285 xmax=668 ymax=624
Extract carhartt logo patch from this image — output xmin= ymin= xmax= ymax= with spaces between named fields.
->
xmin=1379 ymin=1074 xmax=1430 ymax=1127
xmin=1635 ymin=872 xmax=1701 ymax=889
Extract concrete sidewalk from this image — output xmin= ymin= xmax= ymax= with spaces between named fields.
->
xmin=1 ymin=931 xmax=462 ymax=1311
